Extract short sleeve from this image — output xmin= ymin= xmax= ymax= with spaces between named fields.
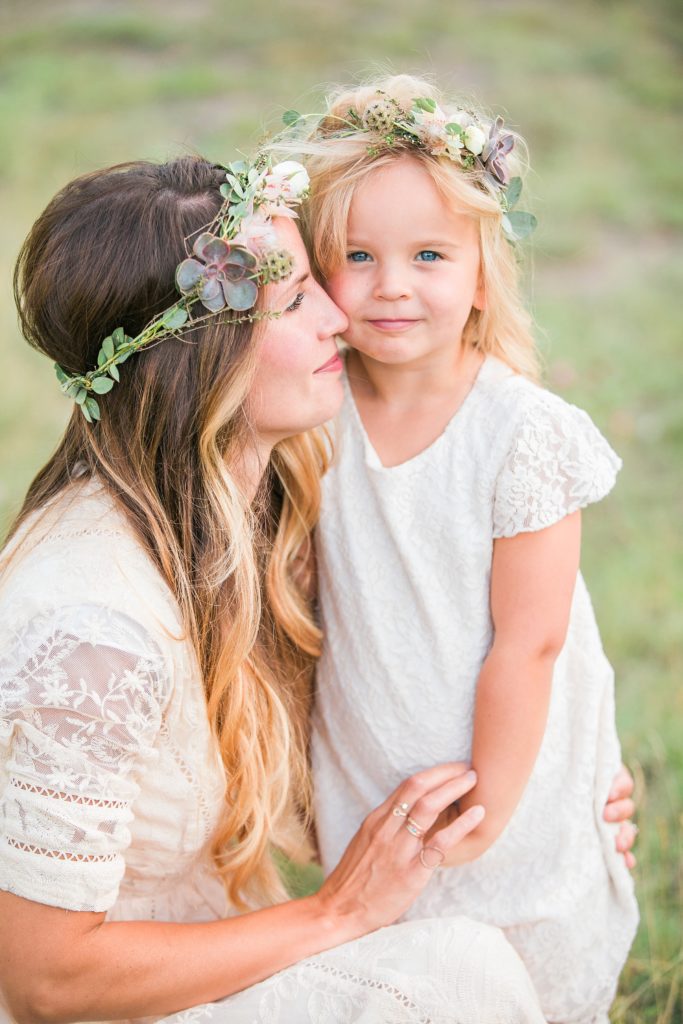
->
xmin=492 ymin=391 xmax=622 ymax=539
xmin=0 ymin=605 xmax=170 ymax=912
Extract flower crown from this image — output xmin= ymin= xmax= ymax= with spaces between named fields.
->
xmin=55 ymin=157 xmax=310 ymax=422
xmin=282 ymin=93 xmax=536 ymax=245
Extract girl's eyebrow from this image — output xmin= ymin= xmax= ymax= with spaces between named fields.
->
xmin=346 ymin=238 xmax=463 ymax=249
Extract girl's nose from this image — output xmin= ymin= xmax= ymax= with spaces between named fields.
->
xmin=373 ymin=264 xmax=411 ymax=301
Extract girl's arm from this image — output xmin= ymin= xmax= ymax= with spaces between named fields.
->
xmin=0 ymin=762 xmax=482 ymax=1024
xmin=440 ymin=510 xmax=581 ymax=867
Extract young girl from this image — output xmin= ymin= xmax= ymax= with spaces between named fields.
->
xmin=279 ymin=76 xmax=640 ymax=1024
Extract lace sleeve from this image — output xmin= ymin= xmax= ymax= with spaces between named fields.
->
xmin=492 ymin=390 xmax=622 ymax=539
xmin=0 ymin=605 xmax=170 ymax=912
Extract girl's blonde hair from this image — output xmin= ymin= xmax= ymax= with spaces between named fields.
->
xmin=274 ymin=73 xmax=539 ymax=380
xmin=6 ymin=156 xmax=323 ymax=910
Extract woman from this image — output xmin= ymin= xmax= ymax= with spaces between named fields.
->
xmin=0 ymin=155 xmax=634 ymax=1024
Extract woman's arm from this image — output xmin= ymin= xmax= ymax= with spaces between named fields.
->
xmin=441 ymin=511 xmax=582 ymax=867
xmin=0 ymin=762 xmax=482 ymax=1024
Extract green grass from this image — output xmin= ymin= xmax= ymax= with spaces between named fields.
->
xmin=1 ymin=1 xmax=681 ymax=1019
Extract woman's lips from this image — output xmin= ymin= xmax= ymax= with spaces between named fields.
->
xmin=314 ymin=352 xmax=344 ymax=374
xmin=367 ymin=319 xmax=419 ymax=332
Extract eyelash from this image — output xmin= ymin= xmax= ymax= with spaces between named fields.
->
xmin=346 ymin=250 xmax=444 ymax=263
xmin=286 ymin=292 xmax=305 ymax=312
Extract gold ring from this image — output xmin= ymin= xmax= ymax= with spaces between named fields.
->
xmin=419 ymin=845 xmax=445 ymax=869
xmin=404 ymin=817 xmax=425 ymax=839
xmin=392 ymin=801 xmax=410 ymax=817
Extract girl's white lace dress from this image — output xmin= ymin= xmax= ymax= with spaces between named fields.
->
xmin=0 ymin=479 xmax=545 ymax=1024
xmin=313 ymin=356 xmax=639 ymax=1024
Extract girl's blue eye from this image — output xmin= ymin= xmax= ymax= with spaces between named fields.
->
xmin=286 ymin=292 xmax=305 ymax=312
xmin=347 ymin=251 xmax=372 ymax=263
xmin=416 ymin=250 xmax=442 ymax=262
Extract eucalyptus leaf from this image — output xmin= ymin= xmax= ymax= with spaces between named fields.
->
xmin=54 ymin=364 xmax=69 ymax=385
xmin=505 ymin=210 xmax=537 ymax=240
xmin=283 ymin=109 xmax=301 ymax=127
xmin=220 ymin=183 xmax=234 ymax=200
xmin=506 ymin=176 xmax=523 ymax=210
xmin=91 ymin=376 xmax=114 ymax=394
xmin=112 ymin=327 xmax=125 ymax=346
xmin=116 ymin=350 xmax=132 ymax=363
xmin=162 ymin=307 xmax=189 ymax=330
xmin=75 ymin=388 xmax=87 ymax=405
xmin=81 ymin=403 xmax=93 ymax=423
xmin=102 ymin=336 xmax=115 ymax=359
xmin=97 ymin=350 xmax=107 ymax=366
xmin=85 ymin=396 xmax=101 ymax=420
xmin=446 ymin=123 xmax=464 ymax=137
xmin=108 ymin=364 xmax=120 ymax=382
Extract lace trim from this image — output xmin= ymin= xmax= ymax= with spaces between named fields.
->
xmin=10 ymin=778 xmax=128 ymax=809
xmin=6 ymin=837 xmax=117 ymax=862
xmin=158 ymin=721 xmax=216 ymax=839
xmin=307 ymin=961 xmax=433 ymax=1023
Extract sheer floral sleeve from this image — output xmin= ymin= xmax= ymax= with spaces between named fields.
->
xmin=0 ymin=605 xmax=170 ymax=912
xmin=492 ymin=390 xmax=622 ymax=539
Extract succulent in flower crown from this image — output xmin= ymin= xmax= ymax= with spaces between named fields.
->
xmin=54 ymin=157 xmax=310 ymax=422
xmin=282 ymin=94 xmax=537 ymax=245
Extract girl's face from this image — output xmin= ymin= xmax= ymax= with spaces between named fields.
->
xmin=325 ymin=157 xmax=485 ymax=369
xmin=247 ymin=218 xmax=348 ymax=446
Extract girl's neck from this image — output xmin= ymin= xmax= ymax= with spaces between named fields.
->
xmin=345 ymin=344 xmax=486 ymax=468
xmin=346 ymin=344 xmax=484 ymax=409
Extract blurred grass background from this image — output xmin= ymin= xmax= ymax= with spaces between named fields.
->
xmin=1 ymin=0 xmax=681 ymax=1019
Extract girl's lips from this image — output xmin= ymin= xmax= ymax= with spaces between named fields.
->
xmin=314 ymin=352 xmax=343 ymax=374
xmin=367 ymin=319 xmax=419 ymax=332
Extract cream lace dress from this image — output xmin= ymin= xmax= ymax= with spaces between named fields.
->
xmin=313 ymin=356 xmax=639 ymax=1024
xmin=0 ymin=478 xmax=545 ymax=1024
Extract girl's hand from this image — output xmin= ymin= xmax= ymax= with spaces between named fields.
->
xmin=604 ymin=763 xmax=638 ymax=869
xmin=314 ymin=762 xmax=483 ymax=939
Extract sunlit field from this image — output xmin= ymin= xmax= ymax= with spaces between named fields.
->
xmin=1 ymin=1 xmax=681 ymax=1019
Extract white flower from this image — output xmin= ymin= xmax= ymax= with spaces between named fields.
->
xmin=263 ymin=161 xmax=309 ymax=201
xmin=463 ymin=124 xmax=487 ymax=157
xmin=233 ymin=210 xmax=279 ymax=253
xmin=447 ymin=109 xmax=472 ymax=129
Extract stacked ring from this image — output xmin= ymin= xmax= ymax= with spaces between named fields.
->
xmin=392 ymin=802 xmax=410 ymax=818
xmin=404 ymin=817 xmax=425 ymax=839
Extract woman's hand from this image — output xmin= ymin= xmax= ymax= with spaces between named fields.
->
xmin=605 ymin=763 xmax=638 ymax=869
xmin=314 ymin=762 xmax=482 ymax=938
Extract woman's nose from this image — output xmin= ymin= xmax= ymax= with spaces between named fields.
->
xmin=319 ymin=287 xmax=349 ymax=338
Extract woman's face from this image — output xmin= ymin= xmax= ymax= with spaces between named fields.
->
xmin=246 ymin=218 xmax=348 ymax=446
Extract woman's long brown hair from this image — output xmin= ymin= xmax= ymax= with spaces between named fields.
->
xmin=7 ymin=156 xmax=327 ymax=908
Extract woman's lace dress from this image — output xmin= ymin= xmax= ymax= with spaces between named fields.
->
xmin=0 ymin=479 xmax=545 ymax=1024
xmin=313 ymin=356 xmax=639 ymax=1024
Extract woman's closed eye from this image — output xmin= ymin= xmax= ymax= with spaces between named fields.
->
xmin=285 ymin=291 xmax=305 ymax=312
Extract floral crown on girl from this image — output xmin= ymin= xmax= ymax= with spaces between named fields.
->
xmin=55 ymin=157 xmax=309 ymax=422
xmin=281 ymin=92 xmax=536 ymax=246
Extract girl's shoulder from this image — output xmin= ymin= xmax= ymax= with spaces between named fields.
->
xmin=477 ymin=358 xmax=623 ymax=538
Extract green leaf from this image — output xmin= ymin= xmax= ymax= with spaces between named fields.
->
xmin=282 ymin=109 xmax=301 ymax=127
xmin=85 ymin=396 xmax=101 ymax=420
xmin=75 ymin=388 xmax=87 ymax=405
xmin=54 ymin=363 xmax=69 ymax=385
xmin=109 ymin=364 xmax=120 ymax=382
xmin=505 ymin=176 xmax=523 ymax=210
xmin=102 ymin=336 xmax=115 ymax=359
xmin=220 ymin=183 xmax=234 ymax=199
xmin=112 ymin=327 xmax=125 ymax=346
xmin=162 ymin=306 xmax=189 ymax=330
xmin=413 ymin=97 xmax=437 ymax=113
xmin=116 ymin=350 xmax=132 ymax=363
xmin=445 ymin=123 xmax=464 ymax=137
xmin=505 ymin=210 xmax=537 ymax=240
xmin=91 ymin=376 xmax=114 ymax=394
xmin=80 ymin=403 xmax=92 ymax=423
